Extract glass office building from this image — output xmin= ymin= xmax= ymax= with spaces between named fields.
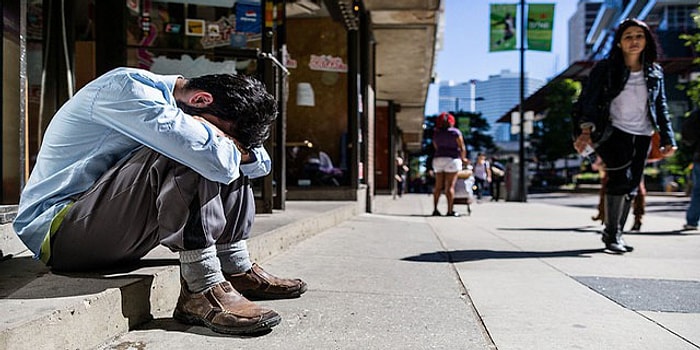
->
xmin=438 ymin=71 xmax=544 ymax=143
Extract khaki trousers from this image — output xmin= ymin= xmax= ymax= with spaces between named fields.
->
xmin=50 ymin=147 xmax=254 ymax=271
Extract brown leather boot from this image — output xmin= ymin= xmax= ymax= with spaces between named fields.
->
xmin=226 ymin=263 xmax=308 ymax=300
xmin=173 ymin=280 xmax=281 ymax=335
xmin=630 ymin=219 xmax=642 ymax=232
xmin=631 ymin=193 xmax=644 ymax=232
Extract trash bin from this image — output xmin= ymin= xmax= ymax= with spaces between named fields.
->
xmin=506 ymin=159 xmax=521 ymax=202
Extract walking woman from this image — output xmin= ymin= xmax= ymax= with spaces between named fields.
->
xmin=574 ymin=18 xmax=676 ymax=253
xmin=431 ymin=112 xmax=469 ymax=217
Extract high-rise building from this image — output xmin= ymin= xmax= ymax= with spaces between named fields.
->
xmin=438 ymin=71 xmax=544 ymax=143
xmin=438 ymin=81 xmax=474 ymax=114
xmin=568 ymin=0 xmax=602 ymax=64
xmin=478 ymin=70 xmax=545 ymax=142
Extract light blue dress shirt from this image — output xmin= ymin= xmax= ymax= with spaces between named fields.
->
xmin=14 ymin=67 xmax=271 ymax=259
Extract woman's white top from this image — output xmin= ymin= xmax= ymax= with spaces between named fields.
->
xmin=610 ymin=70 xmax=654 ymax=136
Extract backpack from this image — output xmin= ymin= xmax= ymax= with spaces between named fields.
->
xmin=490 ymin=162 xmax=505 ymax=178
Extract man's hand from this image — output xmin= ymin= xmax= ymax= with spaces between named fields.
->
xmin=191 ymin=115 xmax=251 ymax=162
xmin=232 ymin=139 xmax=253 ymax=163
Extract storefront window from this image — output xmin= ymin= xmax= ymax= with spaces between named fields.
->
xmin=284 ymin=17 xmax=350 ymax=189
xmin=125 ymin=0 xmax=262 ymax=76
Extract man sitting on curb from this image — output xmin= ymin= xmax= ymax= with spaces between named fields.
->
xmin=13 ymin=67 xmax=306 ymax=335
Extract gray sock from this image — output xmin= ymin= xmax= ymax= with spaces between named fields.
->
xmin=179 ymin=246 xmax=226 ymax=293
xmin=217 ymin=240 xmax=253 ymax=275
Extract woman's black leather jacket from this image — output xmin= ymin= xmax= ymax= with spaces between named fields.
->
xmin=578 ymin=58 xmax=676 ymax=148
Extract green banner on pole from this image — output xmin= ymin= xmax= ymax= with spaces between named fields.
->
xmin=489 ymin=4 xmax=517 ymax=52
xmin=527 ymin=3 xmax=555 ymax=52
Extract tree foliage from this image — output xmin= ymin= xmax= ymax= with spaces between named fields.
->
xmin=531 ymin=78 xmax=581 ymax=166
xmin=422 ymin=111 xmax=496 ymax=161
xmin=678 ymin=6 xmax=700 ymax=107
xmin=452 ymin=111 xmax=496 ymax=153
xmin=665 ymin=5 xmax=700 ymax=184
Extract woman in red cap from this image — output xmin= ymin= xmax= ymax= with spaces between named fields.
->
xmin=431 ymin=112 xmax=469 ymax=217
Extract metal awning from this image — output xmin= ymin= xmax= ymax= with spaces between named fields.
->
xmin=305 ymin=0 xmax=443 ymax=151
xmin=364 ymin=0 xmax=443 ymax=151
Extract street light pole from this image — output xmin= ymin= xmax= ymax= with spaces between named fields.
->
xmin=518 ymin=0 xmax=527 ymax=202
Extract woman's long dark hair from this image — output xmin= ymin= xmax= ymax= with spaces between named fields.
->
xmin=608 ymin=18 xmax=659 ymax=67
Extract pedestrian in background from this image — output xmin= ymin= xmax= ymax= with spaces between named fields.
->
xmin=573 ymin=18 xmax=676 ymax=253
xmin=431 ymin=112 xmax=469 ymax=217
xmin=472 ymin=153 xmax=491 ymax=201
xmin=489 ymin=157 xmax=505 ymax=201
xmin=394 ymin=154 xmax=409 ymax=198
xmin=682 ymin=109 xmax=700 ymax=231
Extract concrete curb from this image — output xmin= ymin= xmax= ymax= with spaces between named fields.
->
xmin=0 ymin=201 xmax=358 ymax=350
xmin=1 ymin=223 xmax=28 ymax=259
xmin=1 ymin=206 xmax=26 ymax=259
xmin=247 ymin=202 xmax=360 ymax=263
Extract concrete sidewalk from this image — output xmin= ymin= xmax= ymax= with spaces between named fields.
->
xmin=98 ymin=193 xmax=700 ymax=350
xmin=437 ymin=195 xmax=700 ymax=350
xmin=3 ymin=193 xmax=699 ymax=349
xmin=0 ymin=200 xmax=361 ymax=350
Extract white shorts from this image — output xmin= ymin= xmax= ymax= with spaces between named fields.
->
xmin=432 ymin=157 xmax=462 ymax=173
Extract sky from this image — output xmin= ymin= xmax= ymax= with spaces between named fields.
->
xmin=424 ymin=0 xmax=579 ymax=115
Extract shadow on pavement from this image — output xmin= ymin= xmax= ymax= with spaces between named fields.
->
xmin=498 ymin=225 xmax=601 ymax=233
xmin=135 ymin=317 xmax=273 ymax=338
xmin=0 ymin=255 xmax=177 ymax=299
xmin=624 ymin=230 xmax=687 ymax=236
xmin=0 ymin=249 xmax=10 ymax=261
xmin=402 ymin=248 xmax=604 ymax=263
xmin=499 ymin=226 xmax=687 ymax=236
xmin=374 ymin=213 xmax=445 ymax=218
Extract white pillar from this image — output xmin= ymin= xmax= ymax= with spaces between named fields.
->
xmin=469 ymin=79 xmax=477 ymax=112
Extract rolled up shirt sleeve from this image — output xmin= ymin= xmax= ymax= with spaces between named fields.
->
xmin=91 ymin=71 xmax=247 ymax=184
xmin=240 ymin=147 xmax=272 ymax=179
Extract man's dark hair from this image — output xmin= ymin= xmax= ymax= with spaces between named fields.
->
xmin=182 ymin=74 xmax=277 ymax=150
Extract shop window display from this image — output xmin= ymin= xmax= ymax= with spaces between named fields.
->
xmin=125 ymin=0 xmax=263 ymax=76
xmin=286 ymin=141 xmax=346 ymax=188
